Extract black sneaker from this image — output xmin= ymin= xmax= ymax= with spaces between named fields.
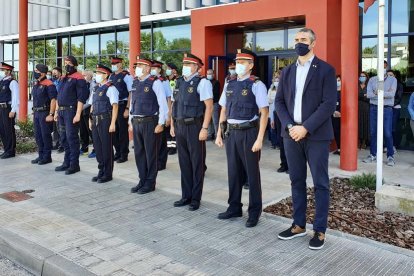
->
xmin=309 ymin=232 xmax=326 ymax=250
xmin=31 ymin=157 xmax=40 ymax=164
xmin=278 ymin=224 xmax=307 ymax=240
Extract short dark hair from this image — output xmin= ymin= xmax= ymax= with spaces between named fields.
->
xmin=297 ymin=28 xmax=316 ymax=43
xmin=53 ymin=67 xmax=62 ymax=74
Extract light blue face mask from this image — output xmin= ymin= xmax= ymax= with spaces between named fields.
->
xmin=182 ymin=66 xmax=192 ymax=77
xmin=207 ymin=74 xmax=213 ymax=80
xmin=0 ymin=71 xmax=5 ymax=79
xmin=135 ymin=67 xmax=144 ymax=78
xmin=359 ymin=76 xmax=366 ymax=83
xmin=166 ymin=69 xmax=172 ymax=76
xmin=235 ymin=63 xmax=247 ymax=76
xmin=150 ymin=69 xmax=157 ymax=76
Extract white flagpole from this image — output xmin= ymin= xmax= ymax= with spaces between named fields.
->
xmin=376 ymin=0 xmax=385 ymax=191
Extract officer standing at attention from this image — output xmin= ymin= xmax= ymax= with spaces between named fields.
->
xmin=170 ymin=53 xmax=213 ymax=211
xmin=54 ymin=56 xmax=89 ymax=175
xmin=150 ymin=60 xmax=172 ymax=171
xmin=129 ymin=56 xmax=168 ymax=194
xmin=0 ymin=62 xmax=19 ymax=159
xmin=109 ymin=57 xmax=133 ymax=164
xmin=31 ymin=64 xmax=57 ymax=165
xmin=88 ymin=64 xmax=119 ymax=183
xmin=166 ymin=63 xmax=179 ymax=155
xmin=215 ymin=49 xmax=269 ymax=228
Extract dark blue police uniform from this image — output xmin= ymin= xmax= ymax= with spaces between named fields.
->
xmin=0 ymin=77 xmax=17 ymax=158
xmin=56 ymin=71 xmax=89 ymax=173
xmin=32 ymin=78 xmax=57 ymax=163
xmin=109 ymin=70 xmax=130 ymax=162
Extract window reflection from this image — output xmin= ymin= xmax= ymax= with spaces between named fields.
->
xmin=392 ymin=0 xmax=414 ymax=33
xmin=256 ymin=28 xmax=284 ymax=51
xmin=61 ymin=37 xmax=69 ymax=57
xmin=71 ymin=36 xmax=84 ymax=56
xmin=117 ymin=31 xmax=129 ymax=54
xmin=153 ymin=23 xmax=191 ymax=51
xmin=34 ymin=40 xmax=45 ymax=59
xmin=288 ymin=27 xmax=304 ymax=49
xmin=391 ymin=36 xmax=413 ymax=86
xmin=85 ymin=34 xmax=99 ymax=56
xmin=359 ymin=0 xmax=389 ymax=36
xmin=361 ymin=38 xmax=388 ymax=76
xmin=101 ymin=32 xmax=115 ymax=55
xmin=4 ymin=43 xmax=13 ymax=60
xmin=46 ymin=39 xmax=57 ymax=58
xmin=243 ymin=32 xmax=253 ymax=50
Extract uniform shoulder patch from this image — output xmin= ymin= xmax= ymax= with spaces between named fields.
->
xmin=122 ymin=70 xmax=130 ymax=75
xmin=249 ymin=75 xmax=260 ymax=83
xmin=70 ymin=72 xmax=84 ymax=80
xmin=105 ymin=82 xmax=113 ymax=87
xmin=41 ymin=79 xmax=54 ymax=86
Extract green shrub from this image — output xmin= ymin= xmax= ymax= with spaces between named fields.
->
xmin=16 ymin=141 xmax=37 ymax=154
xmin=16 ymin=119 xmax=35 ymax=137
xmin=349 ymin=173 xmax=377 ymax=190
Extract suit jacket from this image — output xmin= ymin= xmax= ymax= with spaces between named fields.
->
xmin=275 ymin=56 xmax=337 ymax=141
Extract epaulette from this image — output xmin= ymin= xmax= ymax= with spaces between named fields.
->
xmin=249 ymin=75 xmax=260 ymax=83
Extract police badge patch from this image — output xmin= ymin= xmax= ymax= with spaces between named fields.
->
xmin=144 ymin=86 xmax=150 ymax=92
xmin=39 ymin=85 xmax=43 ymax=89
xmin=117 ymin=79 xmax=122 ymax=83
xmin=99 ymin=91 xmax=103 ymax=96
xmin=188 ymin=87 xmax=194 ymax=93
xmin=226 ymin=90 xmax=233 ymax=97
xmin=241 ymin=89 xmax=248 ymax=96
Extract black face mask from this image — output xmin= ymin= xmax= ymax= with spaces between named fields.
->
xmin=65 ymin=65 xmax=76 ymax=75
xmin=33 ymin=72 xmax=41 ymax=80
xmin=295 ymin=42 xmax=311 ymax=56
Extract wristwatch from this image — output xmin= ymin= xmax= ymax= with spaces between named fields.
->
xmin=49 ymin=113 xmax=54 ymax=116
xmin=287 ymin=123 xmax=294 ymax=131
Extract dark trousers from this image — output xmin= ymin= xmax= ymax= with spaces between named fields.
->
xmin=58 ymin=109 xmax=80 ymax=168
xmin=268 ymin=118 xmax=278 ymax=147
xmin=274 ymin=111 xmax=288 ymax=169
xmin=114 ymin=102 xmax=130 ymax=158
xmin=34 ymin=111 xmax=53 ymax=161
xmin=175 ymin=120 xmax=206 ymax=202
xmin=225 ymin=127 xmax=262 ymax=219
xmin=53 ymin=121 xmax=60 ymax=147
xmin=92 ymin=116 xmax=114 ymax=178
xmin=132 ymin=119 xmax=160 ymax=190
xmin=158 ymin=127 xmax=168 ymax=169
xmin=332 ymin=117 xmax=341 ymax=150
xmin=0 ymin=106 xmax=16 ymax=155
xmin=392 ymin=108 xmax=401 ymax=148
xmin=369 ymin=105 xmax=394 ymax=157
xmin=284 ymin=138 xmax=330 ymax=233
xmin=79 ymin=106 xmax=92 ymax=151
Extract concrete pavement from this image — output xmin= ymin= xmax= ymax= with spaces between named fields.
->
xmin=0 ymin=142 xmax=413 ymax=275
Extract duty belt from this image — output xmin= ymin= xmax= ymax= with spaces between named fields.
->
xmin=118 ymin=100 xmax=128 ymax=105
xmin=58 ymin=105 xmax=75 ymax=111
xmin=228 ymin=120 xmax=258 ymax=130
xmin=32 ymin=106 xmax=50 ymax=112
xmin=131 ymin=115 xmax=158 ymax=124
xmin=174 ymin=117 xmax=203 ymax=125
xmin=91 ymin=113 xmax=111 ymax=121
xmin=0 ymin=103 xmax=10 ymax=108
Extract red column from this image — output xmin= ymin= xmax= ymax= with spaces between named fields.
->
xmin=129 ymin=0 xmax=140 ymax=75
xmin=340 ymin=0 xmax=359 ymax=171
xmin=18 ymin=0 xmax=28 ymax=121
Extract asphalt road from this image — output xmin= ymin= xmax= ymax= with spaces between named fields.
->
xmin=0 ymin=256 xmax=33 ymax=276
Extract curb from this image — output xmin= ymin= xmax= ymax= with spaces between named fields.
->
xmin=0 ymin=228 xmax=96 ymax=276
xmin=262 ymin=212 xmax=414 ymax=258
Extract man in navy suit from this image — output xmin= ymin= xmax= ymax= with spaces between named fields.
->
xmin=275 ymin=28 xmax=337 ymax=250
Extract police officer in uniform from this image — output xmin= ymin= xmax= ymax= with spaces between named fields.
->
xmin=166 ymin=63 xmax=178 ymax=155
xmin=31 ymin=64 xmax=57 ymax=165
xmin=129 ymin=57 xmax=168 ymax=194
xmin=170 ymin=53 xmax=213 ymax=211
xmin=150 ymin=60 xmax=172 ymax=171
xmin=109 ymin=57 xmax=133 ymax=163
xmin=216 ymin=49 xmax=269 ymax=227
xmin=88 ymin=64 xmax=119 ymax=183
xmin=54 ymin=56 xmax=89 ymax=174
xmin=0 ymin=62 xmax=19 ymax=159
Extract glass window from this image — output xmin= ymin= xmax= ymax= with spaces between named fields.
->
xmin=101 ymin=32 xmax=115 ymax=55
xmin=85 ymin=56 xmax=99 ymax=71
xmin=153 ymin=21 xmax=191 ymax=51
xmin=256 ymin=28 xmax=284 ymax=51
xmin=153 ymin=52 xmax=184 ymax=74
xmin=391 ymin=0 xmax=414 ymax=34
xmin=71 ymin=35 xmax=84 ymax=56
xmin=14 ymin=42 xmax=20 ymax=60
xmin=4 ymin=43 xmax=13 ymax=60
xmin=34 ymin=39 xmax=45 ymax=59
xmin=61 ymin=37 xmax=69 ymax=57
xmin=46 ymin=39 xmax=57 ymax=58
xmin=117 ymin=31 xmax=129 ymax=55
xmin=288 ymin=27 xmax=304 ymax=49
xmin=390 ymin=36 xmax=413 ymax=87
xmin=243 ymin=32 xmax=253 ymax=50
xmin=359 ymin=0 xmax=388 ymax=36
xmin=45 ymin=59 xmax=57 ymax=70
xmin=361 ymin=37 xmax=388 ymax=76
xmin=85 ymin=34 xmax=99 ymax=56
xmin=141 ymin=28 xmax=151 ymax=52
